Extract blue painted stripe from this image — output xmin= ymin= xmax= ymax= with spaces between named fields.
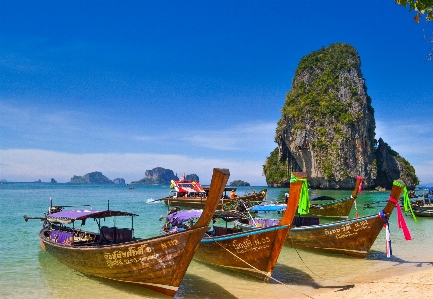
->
xmin=201 ymin=225 xmax=288 ymax=243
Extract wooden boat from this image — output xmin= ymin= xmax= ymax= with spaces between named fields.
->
xmin=160 ymin=180 xmax=265 ymax=209
xmin=239 ymin=176 xmax=406 ymax=258
xmin=303 ymin=176 xmax=364 ymax=218
xmin=286 ymin=178 xmax=405 ymax=258
xmin=409 ymin=188 xmax=433 ymax=217
xmin=190 ymin=173 xmax=305 ymax=281
xmin=413 ymin=209 xmax=433 ymax=217
xmin=23 ymin=168 xmax=230 ymax=297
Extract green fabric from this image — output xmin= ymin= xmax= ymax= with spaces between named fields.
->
xmin=393 ymin=180 xmax=418 ymax=223
xmin=290 ymin=173 xmax=310 ymax=215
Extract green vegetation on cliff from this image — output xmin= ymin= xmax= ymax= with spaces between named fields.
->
xmin=279 ymin=43 xmax=375 ymax=144
xmin=266 ymin=43 xmax=418 ymax=189
xmin=263 ymin=148 xmax=290 ymax=187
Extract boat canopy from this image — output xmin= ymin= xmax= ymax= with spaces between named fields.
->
xmin=250 ymin=204 xmax=286 ymax=212
xmin=165 ymin=209 xmax=247 ymax=225
xmin=415 ymin=185 xmax=433 ymax=190
xmin=167 ymin=209 xmax=203 ymax=225
xmin=47 ymin=209 xmax=138 ymax=223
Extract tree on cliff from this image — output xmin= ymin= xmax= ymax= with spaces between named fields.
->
xmin=263 ymin=148 xmax=290 ymax=187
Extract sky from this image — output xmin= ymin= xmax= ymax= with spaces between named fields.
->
xmin=0 ymin=0 xmax=432 ymax=186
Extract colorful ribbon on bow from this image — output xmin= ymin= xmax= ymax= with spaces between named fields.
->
xmin=290 ymin=173 xmax=310 ymax=215
xmin=378 ymin=210 xmax=392 ymax=257
xmin=399 ymin=183 xmax=418 ymax=224
xmin=356 ymin=176 xmax=364 ymax=194
xmin=353 ymin=177 xmax=364 ymax=218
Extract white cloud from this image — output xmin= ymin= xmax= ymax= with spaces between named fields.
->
xmin=0 ymin=149 xmax=268 ymax=185
xmin=376 ymin=120 xmax=433 ymax=184
xmin=180 ymin=122 xmax=276 ymax=151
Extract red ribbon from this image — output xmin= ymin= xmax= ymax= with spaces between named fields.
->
xmin=356 ymin=176 xmax=364 ymax=194
xmin=388 ymin=196 xmax=412 ymax=240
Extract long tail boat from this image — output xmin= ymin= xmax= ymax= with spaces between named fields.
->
xmin=412 ymin=209 xmax=433 ymax=217
xmin=159 ymin=180 xmax=265 ymax=209
xmin=303 ymin=176 xmax=364 ymax=218
xmin=24 ymin=168 xmax=230 ymax=297
xmin=190 ymin=172 xmax=305 ymax=281
xmin=286 ymin=177 xmax=406 ymax=258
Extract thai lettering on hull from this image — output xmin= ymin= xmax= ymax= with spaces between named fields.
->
xmin=104 ymin=239 xmax=179 ymax=268
xmin=231 ymin=236 xmax=271 ymax=254
xmin=324 ymin=220 xmax=370 ymax=239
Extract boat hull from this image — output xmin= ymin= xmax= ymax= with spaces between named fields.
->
xmin=39 ymin=226 xmax=208 ymax=296
xmin=163 ymin=193 xmax=264 ymax=209
xmin=194 ymin=225 xmax=289 ymax=281
xmin=306 ymin=196 xmax=355 ymax=218
xmin=286 ymin=214 xmax=384 ymax=258
xmin=413 ymin=209 xmax=433 ymax=217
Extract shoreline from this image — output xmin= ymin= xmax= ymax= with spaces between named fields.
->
xmin=309 ymin=262 xmax=433 ymax=298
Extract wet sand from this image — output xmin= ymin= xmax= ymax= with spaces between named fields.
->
xmin=312 ymin=265 xmax=433 ymax=298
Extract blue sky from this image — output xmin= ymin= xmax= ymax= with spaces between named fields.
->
xmin=0 ymin=1 xmax=432 ymax=185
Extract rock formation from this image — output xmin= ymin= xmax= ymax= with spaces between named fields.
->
xmin=131 ymin=168 xmax=200 ymax=185
xmin=131 ymin=167 xmax=178 ymax=185
xmin=230 ymin=180 xmax=251 ymax=186
xmin=112 ymin=178 xmax=126 ymax=185
xmin=69 ymin=171 xmax=113 ymax=184
xmin=264 ymin=43 xmax=418 ymax=190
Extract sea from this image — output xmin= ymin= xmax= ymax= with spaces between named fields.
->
xmin=1 ymin=182 xmax=432 ymax=299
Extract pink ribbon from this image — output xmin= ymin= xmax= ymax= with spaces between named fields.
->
xmin=356 ymin=176 xmax=364 ymax=194
xmin=388 ymin=196 xmax=412 ymax=240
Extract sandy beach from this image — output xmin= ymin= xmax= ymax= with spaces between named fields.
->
xmin=309 ymin=263 xmax=433 ymax=298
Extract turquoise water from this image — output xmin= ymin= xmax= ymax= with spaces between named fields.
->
xmin=1 ymin=183 xmax=432 ymax=299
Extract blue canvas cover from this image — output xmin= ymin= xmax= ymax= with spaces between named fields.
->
xmin=250 ymin=204 xmax=287 ymax=212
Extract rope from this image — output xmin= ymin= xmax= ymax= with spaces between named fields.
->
xmin=204 ymin=232 xmax=314 ymax=298
xmin=388 ymin=196 xmax=412 ymax=240
xmin=289 ymin=241 xmax=324 ymax=279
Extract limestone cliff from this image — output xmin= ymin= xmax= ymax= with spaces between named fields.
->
xmin=131 ymin=167 xmax=178 ymax=185
xmin=131 ymin=167 xmax=200 ymax=185
xmin=264 ymin=43 xmax=418 ymax=189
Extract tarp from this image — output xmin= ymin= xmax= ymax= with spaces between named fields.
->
xmin=250 ymin=204 xmax=286 ymax=212
xmin=167 ymin=209 xmax=203 ymax=225
xmin=47 ymin=209 xmax=137 ymax=221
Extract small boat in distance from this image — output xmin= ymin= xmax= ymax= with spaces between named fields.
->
xmin=159 ymin=179 xmax=265 ymax=209
xmin=24 ymin=168 xmax=230 ymax=297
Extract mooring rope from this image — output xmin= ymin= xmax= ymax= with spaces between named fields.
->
xmin=204 ymin=232 xmax=314 ymax=298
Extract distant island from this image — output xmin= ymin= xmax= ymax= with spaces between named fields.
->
xmin=131 ymin=167 xmax=199 ymax=185
xmin=68 ymin=171 xmax=125 ymax=184
xmin=229 ymin=180 xmax=250 ymax=186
